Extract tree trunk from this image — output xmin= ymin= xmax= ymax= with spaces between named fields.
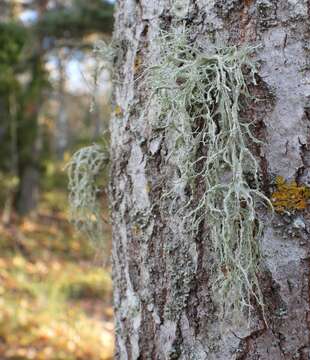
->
xmin=15 ymin=59 xmax=43 ymax=216
xmin=55 ymin=51 xmax=68 ymax=159
xmin=110 ymin=1 xmax=310 ymax=359
xmin=15 ymin=1 xmax=48 ymax=216
xmin=16 ymin=163 xmax=40 ymax=216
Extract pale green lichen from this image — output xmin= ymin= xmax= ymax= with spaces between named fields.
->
xmin=67 ymin=40 xmax=114 ymax=247
xmin=93 ymin=39 xmax=115 ymax=78
xmin=67 ymin=144 xmax=109 ymax=244
xmin=149 ymin=28 xmax=272 ymax=323
xmin=90 ymin=40 xmax=114 ymax=113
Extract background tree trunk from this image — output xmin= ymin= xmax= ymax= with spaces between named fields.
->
xmin=15 ymin=0 xmax=48 ymax=216
xmin=110 ymin=1 xmax=310 ymax=358
xmin=55 ymin=50 xmax=69 ymax=159
xmin=15 ymin=57 xmax=44 ymax=216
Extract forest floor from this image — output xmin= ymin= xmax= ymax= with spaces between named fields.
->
xmin=0 ymin=189 xmax=114 ymax=360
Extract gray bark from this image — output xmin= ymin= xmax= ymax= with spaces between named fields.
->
xmin=110 ymin=1 xmax=310 ymax=359
xmin=16 ymin=165 xmax=40 ymax=216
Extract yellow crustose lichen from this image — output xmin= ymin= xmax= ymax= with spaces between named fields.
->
xmin=271 ymin=176 xmax=310 ymax=212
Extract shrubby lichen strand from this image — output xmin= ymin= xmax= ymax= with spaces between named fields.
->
xmin=67 ymin=144 xmax=109 ymax=244
xmin=67 ymin=40 xmax=113 ymax=248
xmin=149 ymin=29 xmax=272 ymax=322
xmin=93 ymin=39 xmax=115 ymax=77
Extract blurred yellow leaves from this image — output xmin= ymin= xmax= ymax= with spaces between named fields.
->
xmin=0 ymin=252 xmax=114 ymax=360
xmin=0 ymin=191 xmax=114 ymax=360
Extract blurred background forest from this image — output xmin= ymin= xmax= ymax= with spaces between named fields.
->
xmin=0 ymin=0 xmax=114 ymax=358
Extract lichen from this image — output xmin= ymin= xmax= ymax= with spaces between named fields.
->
xmin=67 ymin=40 xmax=114 ymax=248
xmin=148 ymin=28 xmax=272 ymax=323
xmin=93 ymin=39 xmax=115 ymax=77
xmin=66 ymin=144 xmax=109 ymax=245
xmin=164 ymin=237 xmax=196 ymax=321
xmin=271 ymin=176 xmax=310 ymax=212
xmin=114 ymin=104 xmax=123 ymax=117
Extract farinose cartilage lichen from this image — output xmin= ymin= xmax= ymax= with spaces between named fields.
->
xmin=67 ymin=144 xmax=109 ymax=245
xmin=149 ymin=28 xmax=272 ymax=322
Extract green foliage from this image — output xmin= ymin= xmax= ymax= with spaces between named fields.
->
xmin=0 ymin=21 xmax=49 ymax=173
xmin=37 ymin=0 xmax=114 ymax=39
xmin=0 ymin=22 xmax=28 ymax=173
xmin=149 ymin=28 xmax=272 ymax=323
xmin=67 ymin=144 xmax=109 ymax=245
xmin=0 ymin=22 xmax=26 ymax=74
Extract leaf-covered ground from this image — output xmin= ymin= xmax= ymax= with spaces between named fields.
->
xmin=0 ymin=190 xmax=114 ymax=360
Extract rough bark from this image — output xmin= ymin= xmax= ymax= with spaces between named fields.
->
xmin=110 ymin=1 xmax=310 ymax=359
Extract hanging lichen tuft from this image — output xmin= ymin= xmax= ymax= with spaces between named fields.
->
xmin=148 ymin=28 xmax=272 ymax=323
xmin=67 ymin=40 xmax=114 ymax=247
xmin=67 ymin=144 xmax=109 ymax=244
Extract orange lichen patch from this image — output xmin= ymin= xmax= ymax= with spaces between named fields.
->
xmin=271 ymin=176 xmax=310 ymax=212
